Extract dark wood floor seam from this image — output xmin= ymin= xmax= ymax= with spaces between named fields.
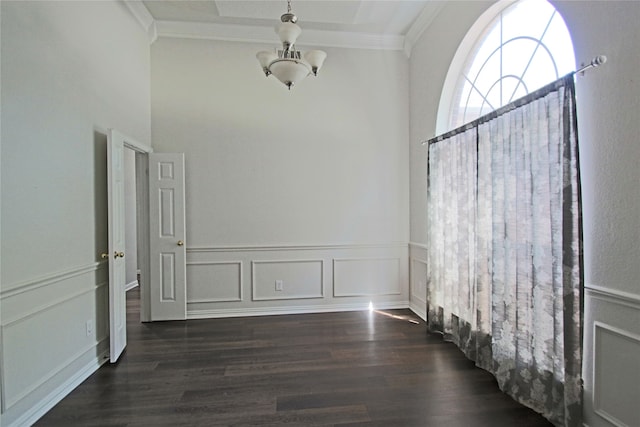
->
xmin=35 ymin=288 xmax=552 ymax=426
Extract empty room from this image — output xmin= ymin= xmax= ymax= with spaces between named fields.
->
xmin=1 ymin=1 xmax=639 ymax=426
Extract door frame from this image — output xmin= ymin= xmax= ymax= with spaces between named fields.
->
xmin=111 ymin=130 xmax=153 ymax=323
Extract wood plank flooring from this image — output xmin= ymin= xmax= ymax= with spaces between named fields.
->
xmin=35 ymin=289 xmax=552 ymax=426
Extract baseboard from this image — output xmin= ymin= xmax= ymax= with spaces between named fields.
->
xmin=2 ymin=348 xmax=109 ymax=427
xmin=125 ymin=280 xmax=139 ymax=292
xmin=187 ymin=301 xmax=411 ymax=319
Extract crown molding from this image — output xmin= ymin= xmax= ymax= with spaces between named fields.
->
xmin=154 ymin=20 xmax=405 ymax=51
xmin=403 ymin=2 xmax=445 ymax=58
xmin=122 ymin=0 xmax=157 ymax=43
xmin=123 ymin=0 xmax=436 ymax=53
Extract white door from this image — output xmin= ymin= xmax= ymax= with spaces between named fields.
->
xmin=107 ymin=130 xmax=127 ymax=362
xmin=149 ymin=153 xmax=187 ymax=320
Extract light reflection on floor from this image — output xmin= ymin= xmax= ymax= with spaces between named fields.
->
xmin=368 ymin=301 xmax=421 ymax=324
xmin=374 ymin=309 xmax=421 ymax=324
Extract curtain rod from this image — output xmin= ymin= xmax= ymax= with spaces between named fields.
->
xmin=420 ymin=55 xmax=607 ymax=146
xmin=575 ymin=55 xmax=607 ymax=75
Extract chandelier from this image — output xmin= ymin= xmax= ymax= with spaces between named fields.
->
xmin=256 ymin=0 xmax=327 ymax=90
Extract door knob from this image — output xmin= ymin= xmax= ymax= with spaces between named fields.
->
xmin=177 ymin=240 xmax=184 ymax=246
xmin=101 ymin=253 xmax=109 ymax=259
xmin=114 ymin=251 xmax=125 ymax=258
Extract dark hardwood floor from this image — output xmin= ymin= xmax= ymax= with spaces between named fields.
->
xmin=36 ymin=289 xmax=552 ymax=426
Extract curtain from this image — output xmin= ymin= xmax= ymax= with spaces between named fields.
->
xmin=426 ymin=75 xmax=582 ymax=427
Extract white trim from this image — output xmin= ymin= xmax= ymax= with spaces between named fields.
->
xmin=188 ymin=242 xmax=408 ymax=253
xmin=0 ymin=261 xmax=106 ymax=299
xmin=121 ymin=1 xmax=443 ymax=52
xmin=110 ymin=128 xmax=153 ymax=154
xmin=186 ymin=261 xmax=243 ymax=303
xmin=251 ymin=259 xmax=325 ymax=301
xmin=411 ymin=295 xmax=427 ymax=306
xmin=409 ymin=257 xmax=428 ymax=310
xmin=125 ymin=280 xmax=139 ymax=292
xmin=155 ymin=20 xmax=405 ymax=51
xmin=410 ymin=301 xmax=427 ymax=321
xmin=2 ymin=282 xmax=107 ymax=327
xmin=3 ymin=338 xmax=109 ymax=410
xmin=592 ymin=322 xmax=640 ymax=427
xmin=409 ymin=257 xmax=429 ymax=307
xmin=122 ymin=0 xmax=157 ymax=43
xmin=435 ymin=0 xmax=514 ymax=135
xmin=585 ymin=284 xmax=640 ymax=309
xmin=2 ymin=348 xmax=109 ymax=427
xmin=403 ymin=2 xmax=445 ymax=57
xmin=408 ymin=241 xmax=428 ymax=250
xmin=332 ymin=257 xmax=402 ymax=297
xmin=135 ymin=152 xmax=152 ymax=322
xmin=187 ymin=300 xmax=410 ymax=320
xmin=410 ymin=257 xmax=428 ymax=266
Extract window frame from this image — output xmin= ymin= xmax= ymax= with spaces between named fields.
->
xmin=435 ymin=0 xmax=574 ymax=135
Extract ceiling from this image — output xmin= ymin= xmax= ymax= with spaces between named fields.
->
xmin=133 ymin=1 xmax=445 ymax=54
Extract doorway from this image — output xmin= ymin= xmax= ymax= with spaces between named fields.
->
xmin=123 ymin=148 xmax=151 ymax=322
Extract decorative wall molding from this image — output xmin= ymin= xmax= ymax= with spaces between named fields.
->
xmin=122 ymin=0 xmax=157 ymax=43
xmin=184 ymin=244 xmax=409 ymax=318
xmin=408 ymin=241 xmax=428 ymax=250
xmin=2 ymin=282 xmax=107 ymax=327
xmin=2 ymin=348 xmax=109 ymax=427
xmin=188 ymin=300 xmax=410 ymax=320
xmin=593 ymin=322 xmax=640 ymax=427
xmin=154 ymin=20 xmax=405 ymax=52
xmin=409 ymin=256 xmax=427 ymax=320
xmin=409 ymin=300 xmax=427 ymax=321
xmin=332 ymin=257 xmax=401 ymax=297
xmin=0 ymin=261 xmax=106 ymax=300
xmin=188 ymin=242 xmax=408 ymax=253
xmin=123 ymin=1 xmax=440 ymax=56
xmin=186 ymin=261 xmax=243 ymax=303
xmin=251 ymin=259 xmax=324 ymax=301
xmin=585 ymin=285 xmax=640 ymax=309
xmin=410 ymin=257 xmax=428 ymax=306
xmin=403 ymin=2 xmax=445 ymax=57
xmin=3 ymin=338 xmax=108 ymax=411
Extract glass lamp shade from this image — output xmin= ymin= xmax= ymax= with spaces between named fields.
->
xmin=256 ymin=51 xmax=278 ymax=68
xmin=276 ymin=22 xmax=302 ymax=46
xmin=269 ymin=59 xmax=311 ymax=89
xmin=304 ymin=50 xmax=327 ymax=75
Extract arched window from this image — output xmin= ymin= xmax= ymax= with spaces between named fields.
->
xmin=442 ymin=0 xmax=574 ymax=131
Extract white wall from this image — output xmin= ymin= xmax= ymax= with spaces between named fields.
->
xmin=407 ymin=1 xmax=491 ymax=319
xmin=409 ymin=1 xmax=640 ymax=425
xmin=0 ymin=1 xmax=151 ymax=425
xmin=151 ymin=37 xmax=410 ymax=317
xmin=554 ymin=2 xmax=640 ymax=425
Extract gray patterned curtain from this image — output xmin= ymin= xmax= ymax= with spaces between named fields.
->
xmin=427 ymin=74 xmax=582 ymax=427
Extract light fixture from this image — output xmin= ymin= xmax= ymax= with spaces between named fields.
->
xmin=256 ymin=0 xmax=326 ymax=90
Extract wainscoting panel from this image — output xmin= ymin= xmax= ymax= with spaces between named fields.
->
xmin=333 ymin=257 xmax=401 ymax=297
xmin=0 ymin=263 xmax=109 ymax=427
xmin=187 ymin=261 xmax=242 ymax=303
xmin=408 ymin=242 xmax=428 ymax=320
xmin=252 ymin=260 xmax=324 ymax=301
xmin=185 ymin=243 xmax=409 ymax=318
xmin=583 ymin=286 xmax=640 ymax=427
xmin=593 ymin=322 xmax=640 ymax=426
xmin=409 ymin=257 xmax=427 ymax=320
